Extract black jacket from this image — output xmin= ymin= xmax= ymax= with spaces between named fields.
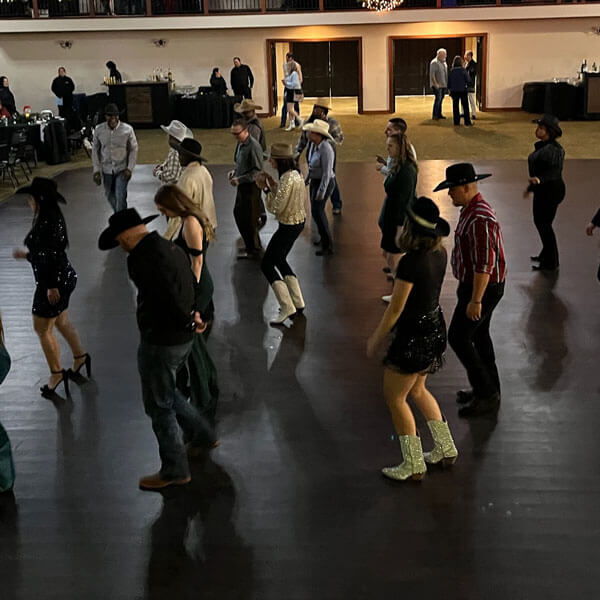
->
xmin=51 ymin=76 xmax=75 ymax=102
xmin=527 ymin=139 xmax=566 ymax=201
xmin=230 ymin=65 xmax=254 ymax=92
xmin=127 ymin=232 xmax=195 ymax=346
xmin=465 ymin=59 xmax=477 ymax=93
xmin=210 ymin=75 xmax=227 ymax=95
xmin=448 ymin=67 xmax=471 ymax=95
xmin=0 ymin=86 xmax=16 ymax=115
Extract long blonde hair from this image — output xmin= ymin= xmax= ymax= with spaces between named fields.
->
xmin=154 ymin=184 xmax=215 ymax=242
xmin=388 ymin=132 xmax=418 ymax=174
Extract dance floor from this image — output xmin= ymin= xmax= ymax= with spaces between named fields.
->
xmin=0 ymin=161 xmax=598 ymax=599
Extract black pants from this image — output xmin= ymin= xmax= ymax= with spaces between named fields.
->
xmin=451 ymin=92 xmax=471 ymax=125
xmin=233 ymin=182 xmax=262 ymax=253
xmin=448 ymin=281 xmax=504 ymax=400
xmin=310 ymin=179 xmax=335 ymax=251
xmin=233 ymin=86 xmax=251 ymax=99
xmin=261 ymin=221 xmax=305 ymax=284
xmin=533 ymin=188 xmax=563 ymax=269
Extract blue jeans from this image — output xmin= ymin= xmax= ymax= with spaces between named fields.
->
xmin=102 ymin=171 xmax=129 ymax=213
xmin=432 ymin=86 xmax=447 ymax=119
xmin=310 ymin=179 xmax=335 ymax=251
xmin=330 ymin=182 xmax=342 ymax=210
xmin=137 ymin=339 xmax=216 ymax=479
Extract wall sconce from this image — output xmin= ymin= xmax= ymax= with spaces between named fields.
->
xmin=153 ymin=39 xmax=168 ymax=48
xmin=58 ymin=40 xmax=73 ymax=49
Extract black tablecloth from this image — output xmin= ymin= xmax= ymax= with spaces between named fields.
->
xmin=174 ymin=94 xmax=242 ymax=129
xmin=522 ymin=81 xmax=584 ymax=120
xmin=0 ymin=124 xmax=45 ymax=160
xmin=0 ymin=119 xmax=70 ymax=164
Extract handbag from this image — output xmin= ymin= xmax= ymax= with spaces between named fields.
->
xmin=293 ymin=90 xmax=304 ymax=103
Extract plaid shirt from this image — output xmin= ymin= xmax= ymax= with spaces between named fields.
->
xmin=156 ymin=147 xmax=182 ymax=185
xmin=295 ymin=116 xmax=344 ymax=155
xmin=451 ymin=193 xmax=506 ymax=284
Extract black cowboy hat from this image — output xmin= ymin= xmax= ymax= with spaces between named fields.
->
xmin=532 ymin=113 xmax=562 ymax=138
xmin=104 ymin=103 xmax=123 ymax=117
xmin=17 ymin=177 xmax=65 ymax=204
xmin=406 ymin=196 xmax=450 ymax=238
xmin=98 ymin=208 xmax=158 ymax=250
xmin=433 ymin=162 xmax=492 ymax=192
xmin=177 ymin=138 xmax=206 ymax=162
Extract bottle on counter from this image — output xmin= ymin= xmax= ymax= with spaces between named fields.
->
xmin=594 ymin=62 xmax=598 ymax=73
xmin=168 ymin=67 xmax=173 ymax=83
xmin=582 ymin=59 xmax=588 ymax=73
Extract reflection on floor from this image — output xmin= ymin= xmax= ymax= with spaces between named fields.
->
xmin=0 ymin=161 xmax=598 ymax=599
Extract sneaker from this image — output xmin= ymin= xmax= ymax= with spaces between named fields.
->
xmin=382 ymin=295 xmax=392 ymax=303
xmin=139 ymin=472 xmax=191 ymax=491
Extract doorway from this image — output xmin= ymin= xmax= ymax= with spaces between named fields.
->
xmin=267 ymin=38 xmax=363 ymax=116
xmin=389 ymin=35 xmax=487 ymax=111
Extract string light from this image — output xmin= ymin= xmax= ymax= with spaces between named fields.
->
xmin=362 ymin=0 xmax=403 ymax=11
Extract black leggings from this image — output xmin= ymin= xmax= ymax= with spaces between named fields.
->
xmin=533 ymin=187 xmax=564 ymax=269
xmin=261 ymin=221 xmax=305 ymax=284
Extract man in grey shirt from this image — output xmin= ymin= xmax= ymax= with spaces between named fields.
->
xmin=229 ymin=118 xmax=264 ymax=258
xmin=92 ymin=103 xmax=138 ymax=212
xmin=430 ymin=48 xmax=448 ymax=121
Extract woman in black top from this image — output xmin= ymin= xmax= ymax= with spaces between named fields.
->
xmin=154 ymin=185 xmax=220 ymax=431
xmin=210 ymin=68 xmax=228 ymax=96
xmin=12 ymin=178 xmax=89 ymax=398
xmin=0 ymin=76 xmax=16 ymax=116
xmin=367 ymin=197 xmax=458 ymax=482
xmin=105 ymin=61 xmax=122 ymax=83
xmin=447 ymin=55 xmax=472 ymax=127
xmin=525 ymin=114 xmax=566 ymax=271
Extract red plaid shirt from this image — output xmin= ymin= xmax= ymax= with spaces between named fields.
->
xmin=451 ymin=193 xmax=506 ymax=284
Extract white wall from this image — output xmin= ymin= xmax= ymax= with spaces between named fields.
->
xmin=1 ymin=17 xmax=600 ymax=113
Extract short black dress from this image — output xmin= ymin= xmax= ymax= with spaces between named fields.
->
xmin=25 ymin=208 xmax=77 ymax=319
xmin=384 ymin=247 xmax=447 ymax=374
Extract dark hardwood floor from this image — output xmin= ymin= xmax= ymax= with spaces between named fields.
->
xmin=0 ymin=161 xmax=598 ymax=599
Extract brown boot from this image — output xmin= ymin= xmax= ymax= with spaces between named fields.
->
xmin=138 ymin=472 xmax=191 ymax=491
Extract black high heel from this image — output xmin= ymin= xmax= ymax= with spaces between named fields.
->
xmin=70 ymin=353 xmax=92 ymax=378
xmin=40 ymin=369 xmax=69 ymax=398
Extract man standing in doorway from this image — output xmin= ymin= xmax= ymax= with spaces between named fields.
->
xmin=230 ymin=57 xmax=254 ymax=99
xmin=430 ymin=48 xmax=448 ymax=120
xmin=281 ymin=52 xmax=303 ymax=128
xmin=92 ymin=103 xmax=138 ymax=213
xmin=464 ymin=51 xmax=478 ymax=120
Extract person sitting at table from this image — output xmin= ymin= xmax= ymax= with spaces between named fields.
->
xmin=153 ymin=119 xmax=193 ymax=186
xmin=210 ymin=68 xmax=228 ymax=96
xmin=105 ymin=61 xmax=122 ymax=83
xmin=0 ymin=77 xmax=16 ymax=116
xmin=0 ymin=99 xmax=10 ymax=119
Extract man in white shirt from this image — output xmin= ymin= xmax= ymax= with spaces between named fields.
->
xmin=153 ymin=120 xmax=193 ymax=185
xmin=92 ymin=103 xmax=138 ymax=212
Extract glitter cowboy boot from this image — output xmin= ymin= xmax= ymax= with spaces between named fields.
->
xmin=381 ymin=434 xmax=427 ymax=481
xmin=423 ymin=418 xmax=458 ymax=467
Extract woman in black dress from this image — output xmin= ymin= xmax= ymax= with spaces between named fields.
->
xmin=367 ymin=197 xmax=458 ymax=482
xmin=12 ymin=178 xmax=89 ymax=397
xmin=0 ymin=77 xmax=16 ymax=116
xmin=154 ymin=185 xmax=219 ymax=433
xmin=210 ymin=68 xmax=228 ymax=96
xmin=525 ymin=114 xmax=566 ymax=272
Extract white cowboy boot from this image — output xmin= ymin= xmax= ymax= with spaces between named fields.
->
xmin=284 ymin=275 xmax=305 ymax=313
xmin=381 ymin=434 xmax=427 ymax=481
xmin=423 ymin=419 xmax=458 ymax=466
xmin=285 ymin=118 xmax=295 ymax=132
xmin=270 ymin=280 xmax=297 ymax=325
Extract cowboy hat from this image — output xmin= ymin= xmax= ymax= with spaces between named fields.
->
xmin=313 ymin=98 xmax=333 ymax=111
xmin=177 ymin=138 xmax=206 ymax=162
xmin=269 ymin=143 xmax=297 ymax=160
xmin=302 ymin=119 xmax=332 ymax=140
xmin=98 ymin=208 xmax=159 ymax=251
xmin=234 ymin=99 xmax=263 ymax=113
xmin=406 ymin=196 xmax=450 ymax=238
xmin=433 ymin=163 xmax=492 ymax=192
xmin=160 ymin=120 xmax=193 ymax=142
xmin=532 ymin=114 xmax=562 ymax=138
xmin=17 ymin=177 xmax=66 ymax=204
xmin=103 ymin=103 xmax=123 ymax=117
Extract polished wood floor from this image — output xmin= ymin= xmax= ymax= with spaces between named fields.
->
xmin=0 ymin=162 xmax=598 ymax=599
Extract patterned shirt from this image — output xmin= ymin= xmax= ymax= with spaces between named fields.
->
xmin=451 ymin=193 xmax=506 ymax=284
xmin=296 ymin=116 xmax=344 ymax=155
xmin=92 ymin=120 xmax=138 ymax=175
xmin=156 ymin=147 xmax=182 ymax=185
xmin=266 ymin=169 xmax=306 ymax=225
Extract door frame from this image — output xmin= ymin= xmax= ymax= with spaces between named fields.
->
xmin=387 ymin=33 xmax=488 ymax=113
xmin=266 ymin=37 xmax=364 ymax=116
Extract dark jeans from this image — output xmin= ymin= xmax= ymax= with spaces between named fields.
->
xmin=448 ymin=281 xmax=505 ymax=400
xmin=533 ymin=190 xmax=563 ymax=269
xmin=280 ymin=97 xmax=300 ymax=127
xmin=233 ymin=86 xmax=252 ymax=99
xmin=310 ymin=179 xmax=335 ymax=251
xmin=330 ymin=182 xmax=342 ymax=210
xmin=137 ymin=339 xmax=216 ymax=479
xmin=451 ymin=91 xmax=471 ymax=125
xmin=234 ymin=182 xmax=263 ymax=253
xmin=102 ymin=171 xmax=129 ymax=213
xmin=261 ymin=221 xmax=305 ymax=284
xmin=432 ymin=86 xmax=447 ymax=119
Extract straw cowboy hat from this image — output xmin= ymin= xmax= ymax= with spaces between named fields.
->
xmin=302 ymin=119 xmax=332 ymax=140
xmin=269 ymin=143 xmax=297 ymax=160
xmin=433 ymin=162 xmax=491 ymax=192
xmin=160 ymin=120 xmax=193 ymax=142
xmin=313 ymin=98 xmax=333 ymax=111
xmin=234 ymin=99 xmax=263 ymax=113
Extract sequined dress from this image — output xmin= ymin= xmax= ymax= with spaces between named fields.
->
xmin=25 ymin=209 xmax=77 ymax=318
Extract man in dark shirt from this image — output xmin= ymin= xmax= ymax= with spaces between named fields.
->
xmin=98 ymin=208 xmax=216 ymax=491
xmin=51 ymin=67 xmax=75 ymax=120
xmin=464 ymin=51 xmax=477 ymax=120
xmin=230 ymin=57 xmax=254 ymax=99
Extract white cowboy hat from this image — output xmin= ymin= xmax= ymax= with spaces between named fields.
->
xmin=302 ymin=119 xmax=332 ymax=140
xmin=160 ymin=120 xmax=193 ymax=142
xmin=234 ymin=99 xmax=263 ymax=113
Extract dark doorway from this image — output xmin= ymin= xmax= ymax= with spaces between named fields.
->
xmin=393 ymin=38 xmax=463 ymax=96
xmin=290 ymin=40 xmax=359 ymax=98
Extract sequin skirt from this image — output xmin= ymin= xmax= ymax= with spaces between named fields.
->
xmin=32 ymin=265 xmax=77 ymax=319
xmin=383 ymin=306 xmax=447 ymax=374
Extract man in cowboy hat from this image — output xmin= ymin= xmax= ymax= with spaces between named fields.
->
xmin=296 ymin=98 xmax=345 ymax=214
xmin=153 ymin=120 xmax=193 ymax=185
xmin=434 ymin=163 xmax=507 ymax=418
xmin=98 ymin=208 xmax=217 ymax=491
xmin=163 ymin=139 xmax=217 ymax=240
xmin=92 ymin=103 xmax=138 ymax=213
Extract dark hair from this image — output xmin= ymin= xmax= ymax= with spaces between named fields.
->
xmin=0 ymin=76 xmax=8 ymax=86
xmin=231 ymin=118 xmax=247 ymax=130
xmin=286 ymin=52 xmax=293 ymax=59
xmin=466 ymin=50 xmax=473 ymax=58
xmin=58 ymin=66 xmax=66 ymax=73
xmin=106 ymin=61 xmax=116 ymax=69
xmin=273 ymin=157 xmax=300 ymax=177
xmin=452 ymin=55 xmax=463 ymax=69
xmin=30 ymin=201 xmax=69 ymax=248
xmin=398 ymin=220 xmax=442 ymax=253
xmin=388 ymin=132 xmax=417 ymax=173
xmin=233 ymin=56 xmax=241 ymax=62
xmin=154 ymin=185 xmax=215 ymax=242
xmin=388 ymin=117 xmax=407 ymax=133
xmin=211 ymin=67 xmax=220 ymax=76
